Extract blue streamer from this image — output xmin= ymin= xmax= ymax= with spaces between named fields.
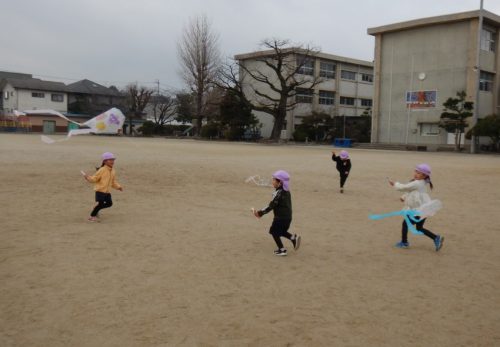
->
xmin=369 ymin=209 xmax=424 ymax=235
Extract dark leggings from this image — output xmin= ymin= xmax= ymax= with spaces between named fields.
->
xmin=269 ymin=219 xmax=293 ymax=249
xmin=340 ymin=173 xmax=349 ymax=188
xmin=91 ymin=192 xmax=113 ymax=217
xmin=401 ymin=218 xmax=436 ymax=243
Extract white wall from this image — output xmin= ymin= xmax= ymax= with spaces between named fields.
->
xmin=17 ymin=89 xmax=67 ymax=112
xmin=1 ymin=84 xmax=17 ymax=112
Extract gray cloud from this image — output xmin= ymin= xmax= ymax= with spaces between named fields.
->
xmin=1 ymin=0 xmax=496 ymax=91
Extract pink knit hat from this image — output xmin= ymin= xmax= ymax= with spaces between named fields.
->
xmin=272 ymin=170 xmax=290 ymax=191
xmin=339 ymin=150 xmax=349 ymax=159
xmin=415 ymin=163 xmax=431 ymax=177
xmin=102 ymin=152 xmax=116 ymax=160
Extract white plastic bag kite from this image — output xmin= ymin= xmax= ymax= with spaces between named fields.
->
xmin=245 ymin=175 xmax=272 ymax=187
xmin=40 ymin=108 xmax=125 ymax=144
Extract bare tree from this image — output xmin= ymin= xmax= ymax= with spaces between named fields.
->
xmin=125 ymin=83 xmax=154 ymax=135
xmin=218 ymin=39 xmax=323 ymax=140
xmin=177 ymin=14 xmax=221 ymax=136
xmin=151 ymin=94 xmax=177 ymax=126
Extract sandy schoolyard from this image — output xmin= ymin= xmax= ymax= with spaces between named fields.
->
xmin=0 ymin=133 xmax=499 ymax=347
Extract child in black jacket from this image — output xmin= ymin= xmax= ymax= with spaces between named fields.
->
xmin=253 ymin=170 xmax=301 ymax=256
xmin=331 ymin=150 xmax=352 ymax=193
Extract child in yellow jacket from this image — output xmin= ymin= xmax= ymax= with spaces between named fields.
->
xmin=84 ymin=152 xmax=123 ymax=222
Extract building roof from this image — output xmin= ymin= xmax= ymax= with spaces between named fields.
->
xmin=0 ymin=77 xmax=67 ymax=93
xmin=66 ymin=79 xmax=122 ymax=96
xmin=235 ymin=48 xmax=373 ymax=67
xmin=368 ymin=9 xmax=500 ymax=35
xmin=0 ymin=71 xmax=32 ymax=80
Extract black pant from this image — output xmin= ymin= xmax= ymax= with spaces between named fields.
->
xmin=91 ymin=192 xmax=113 ymax=217
xmin=269 ymin=218 xmax=293 ymax=249
xmin=339 ymin=173 xmax=349 ymax=188
xmin=401 ymin=217 xmax=436 ymax=243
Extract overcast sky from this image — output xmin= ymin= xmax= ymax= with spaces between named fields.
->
xmin=1 ymin=0 xmax=498 ymax=92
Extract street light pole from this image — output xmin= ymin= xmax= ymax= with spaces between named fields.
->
xmin=471 ymin=0 xmax=484 ymax=154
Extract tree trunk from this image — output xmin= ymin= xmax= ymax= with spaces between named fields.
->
xmin=128 ymin=116 xmax=133 ymax=136
xmin=271 ymin=112 xmax=286 ymax=140
xmin=195 ymin=81 xmax=204 ymax=136
xmin=270 ymin=100 xmax=288 ymax=140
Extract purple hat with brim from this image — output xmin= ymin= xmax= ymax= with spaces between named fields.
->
xmin=272 ymin=170 xmax=290 ymax=191
xmin=339 ymin=150 xmax=349 ymax=159
xmin=415 ymin=163 xmax=431 ymax=177
xmin=102 ymin=152 xmax=116 ymax=160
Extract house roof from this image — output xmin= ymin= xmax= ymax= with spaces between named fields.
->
xmin=368 ymin=9 xmax=500 ymax=35
xmin=0 ymin=71 xmax=32 ymax=80
xmin=0 ymin=77 xmax=67 ymax=93
xmin=66 ymin=79 xmax=122 ymax=96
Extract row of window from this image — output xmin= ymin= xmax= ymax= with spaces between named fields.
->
xmin=32 ymin=92 xmax=64 ymax=102
xmin=295 ymin=88 xmax=372 ymax=107
xmin=297 ymin=56 xmax=373 ymax=82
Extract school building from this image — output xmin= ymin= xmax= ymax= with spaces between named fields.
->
xmin=235 ymin=50 xmax=374 ymax=139
xmin=368 ymin=9 xmax=500 ymax=150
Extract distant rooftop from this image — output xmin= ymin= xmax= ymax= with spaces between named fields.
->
xmin=66 ymin=79 xmax=122 ymax=96
xmin=368 ymin=9 xmax=500 ymax=35
xmin=0 ymin=71 xmax=33 ymax=80
xmin=0 ymin=76 xmax=67 ymax=93
xmin=235 ymin=48 xmax=373 ymax=67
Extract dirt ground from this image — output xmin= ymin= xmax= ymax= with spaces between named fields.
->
xmin=0 ymin=133 xmax=499 ymax=347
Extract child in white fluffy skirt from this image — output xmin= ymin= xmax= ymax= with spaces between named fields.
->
xmin=389 ymin=163 xmax=444 ymax=251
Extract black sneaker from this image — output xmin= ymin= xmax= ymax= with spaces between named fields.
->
xmin=292 ymin=234 xmax=301 ymax=251
xmin=273 ymin=249 xmax=287 ymax=256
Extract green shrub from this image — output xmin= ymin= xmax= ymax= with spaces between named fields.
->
xmin=224 ymin=127 xmax=245 ymax=141
xmin=293 ymin=128 xmax=310 ymax=142
xmin=138 ymin=121 xmax=155 ymax=136
xmin=200 ymin=123 xmax=220 ymax=138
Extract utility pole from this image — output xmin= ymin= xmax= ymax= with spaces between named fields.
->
xmin=471 ymin=0 xmax=484 ymax=154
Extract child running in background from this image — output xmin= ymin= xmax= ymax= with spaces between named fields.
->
xmin=331 ymin=150 xmax=352 ymax=193
xmin=389 ymin=163 xmax=444 ymax=251
xmin=83 ymin=152 xmax=123 ymax=222
xmin=252 ymin=170 xmax=301 ymax=256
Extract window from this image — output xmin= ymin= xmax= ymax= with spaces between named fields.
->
xmin=320 ymin=61 xmax=335 ymax=79
xmin=295 ymin=88 xmax=313 ymax=103
xmin=481 ymin=28 xmax=496 ymax=52
xmin=479 ymin=71 xmax=494 ymax=91
xmin=420 ymin=123 xmax=440 ymax=136
xmin=51 ymin=94 xmax=64 ymax=102
xmin=32 ymin=92 xmax=45 ymax=98
xmin=341 ymin=70 xmax=356 ymax=80
xmin=4 ymin=91 xmax=8 ymax=100
xmin=297 ymin=56 xmax=314 ymax=75
xmin=319 ymin=90 xmax=335 ymax=105
xmin=361 ymin=73 xmax=373 ymax=83
xmin=360 ymin=98 xmax=372 ymax=107
xmin=340 ymin=96 xmax=355 ymax=106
